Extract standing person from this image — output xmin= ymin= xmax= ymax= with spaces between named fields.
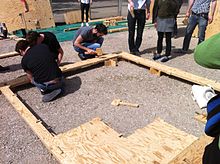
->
xmin=177 ymin=0 xmax=217 ymax=54
xmin=73 ymin=23 xmax=108 ymax=60
xmin=15 ymin=40 xmax=65 ymax=102
xmin=173 ymin=0 xmax=183 ymax=38
xmin=79 ymin=0 xmax=92 ymax=27
xmin=152 ymin=0 xmax=179 ymax=62
xmin=26 ymin=31 xmax=64 ymax=65
xmin=127 ymin=0 xmax=150 ymax=56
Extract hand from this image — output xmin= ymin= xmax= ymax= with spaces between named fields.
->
xmin=146 ymin=12 xmax=150 ymax=20
xmin=185 ymin=11 xmax=190 ymax=18
xmin=154 ymin=22 xmax=157 ymax=28
xmin=208 ymin=15 xmax=213 ymax=24
xmin=86 ymin=49 xmax=96 ymax=54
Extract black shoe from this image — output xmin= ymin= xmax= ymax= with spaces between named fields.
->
xmin=0 ymin=65 xmax=10 ymax=72
xmin=175 ymin=49 xmax=187 ymax=54
xmin=153 ymin=54 xmax=162 ymax=60
xmin=160 ymin=56 xmax=171 ymax=62
xmin=78 ymin=53 xmax=86 ymax=60
xmin=42 ymin=89 xmax=62 ymax=102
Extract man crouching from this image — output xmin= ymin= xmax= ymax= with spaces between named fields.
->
xmin=15 ymin=40 xmax=65 ymax=102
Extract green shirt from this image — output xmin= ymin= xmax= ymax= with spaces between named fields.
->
xmin=194 ymin=32 xmax=220 ymax=69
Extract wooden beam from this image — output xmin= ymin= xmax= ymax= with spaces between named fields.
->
xmin=120 ymin=52 xmax=220 ymax=92
xmin=104 ymin=58 xmax=118 ymax=67
xmin=169 ymin=135 xmax=213 ymax=164
xmin=0 ymin=86 xmax=66 ymax=163
xmin=0 ymin=51 xmax=19 ymax=59
xmin=0 ymin=53 xmax=120 ymax=88
xmin=149 ymin=67 xmax=161 ymax=76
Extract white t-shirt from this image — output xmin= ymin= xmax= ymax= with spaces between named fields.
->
xmin=128 ymin=0 xmax=147 ymax=10
xmin=81 ymin=0 xmax=90 ymax=4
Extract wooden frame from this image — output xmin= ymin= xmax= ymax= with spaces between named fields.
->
xmin=1 ymin=52 xmax=216 ymax=163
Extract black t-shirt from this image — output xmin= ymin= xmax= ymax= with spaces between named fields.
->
xmin=21 ymin=44 xmax=62 ymax=83
xmin=40 ymin=32 xmax=61 ymax=55
xmin=203 ymin=136 xmax=220 ymax=164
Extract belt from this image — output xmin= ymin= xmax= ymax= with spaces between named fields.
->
xmin=192 ymin=11 xmax=208 ymax=17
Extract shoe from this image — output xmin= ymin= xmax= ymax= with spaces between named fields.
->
xmin=153 ymin=54 xmax=162 ymax=60
xmin=78 ymin=53 xmax=86 ymax=60
xmin=81 ymin=23 xmax=84 ymax=27
xmin=86 ymin=23 xmax=89 ymax=26
xmin=42 ymin=89 xmax=62 ymax=102
xmin=160 ymin=55 xmax=171 ymax=62
xmin=175 ymin=49 xmax=187 ymax=54
xmin=0 ymin=65 xmax=10 ymax=72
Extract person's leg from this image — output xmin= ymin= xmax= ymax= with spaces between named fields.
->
xmin=85 ymin=4 xmax=90 ymax=23
xmin=135 ymin=10 xmax=146 ymax=52
xmin=182 ymin=14 xmax=198 ymax=51
xmin=165 ymin=32 xmax=172 ymax=56
xmin=157 ymin=32 xmax=164 ymax=54
xmin=127 ymin=10 xmax=137 ymax=53
xmin=173 ymin=14 xmax=178 ymax=37
xmin=80 ymin=3 xmax=85 ymax=24
xmin=198 ymin=16 xmax=208 ymax=44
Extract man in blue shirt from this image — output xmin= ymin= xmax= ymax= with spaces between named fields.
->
xmin=178 ymin=0 xmax=217 ymax=53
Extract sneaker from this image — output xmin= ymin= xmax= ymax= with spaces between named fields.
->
xmin=160 ymin=55 xmax=171 ymax=62
xmin=86 ymin=22 xmax=89 ymax=26
xmin=42 ymin=89 xmax=62 ymax=102
xmin=81 ymin=23 xmax=84 ymax=27
xmin=153 ymin=54 xmax=162 ymax=60
xmin=78 ymin=53 xmax=86 ymax=60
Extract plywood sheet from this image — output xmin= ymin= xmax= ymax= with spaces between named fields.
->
xmin=52 ymin=118 xmax=197 ymax=163
xmin=0 ymin=0 xmax=55 ymax=32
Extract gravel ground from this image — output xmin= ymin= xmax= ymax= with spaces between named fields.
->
xmin=1 ymin=23 xmax=220 ymax=163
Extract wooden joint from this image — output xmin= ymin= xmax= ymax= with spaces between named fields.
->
xmin=104 ymin=58 xmax=118 ymax=67
xmin=149 ymin=67 xmax=161 ymax=76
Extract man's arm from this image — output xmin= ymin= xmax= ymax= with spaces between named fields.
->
xmin=209 ymin=0 xmax=217 ymax=24
xmin=186 ymin=0 xmax=195 ymax=17
xmin=57 ymin=48 xmax=64 ymax=65
xmin=26 ymin=70 xmax=33 ymax=83
xmin=73 ymin=35 xmax=96 ymax=55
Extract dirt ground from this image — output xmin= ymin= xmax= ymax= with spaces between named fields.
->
xmin=1 ymin=19 xmax=220 ymax=163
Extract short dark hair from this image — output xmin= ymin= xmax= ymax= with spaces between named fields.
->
xmin=95 ymin=24 xmax=108 ymax=35
xmin=15 ymin=40 xmax=29 ymax=53
xmin=26 ymin=31 xmax=40 ymax=47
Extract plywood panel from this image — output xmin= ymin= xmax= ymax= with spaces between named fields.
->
xmin=52 ymin=118 xmax=196 ymax=163
xmin=0 ymin=0 xmax=55 ymax=32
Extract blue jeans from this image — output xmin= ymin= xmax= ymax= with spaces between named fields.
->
xmin=182 ymin=13 xmax=208 ymax=51
xmin=32 ymin=77 xmax=64 ymax=94
xmin=74 ymin=37 xmax=104 ymax=59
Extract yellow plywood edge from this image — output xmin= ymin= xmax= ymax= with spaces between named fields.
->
xmin=120 ymin=52 xmax=220 ymax=91
xmin=169 ymin=135 xmax=213 ymax=164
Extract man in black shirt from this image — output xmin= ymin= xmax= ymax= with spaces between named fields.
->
xmin=15 ymin=40 xmax=64 ymax=102
xmin=26 ymin=31 xmax=64 ymax=65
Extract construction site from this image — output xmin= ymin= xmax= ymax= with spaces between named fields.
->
xmin=1 ymin=0 xmax=220 ymax=163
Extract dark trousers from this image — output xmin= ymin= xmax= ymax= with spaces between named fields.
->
xmin=127 ymin=9 xmax=146 ymax=53
xmin=157 ymin=32 xmax=172 ymax=56
xmin=80 ymin=3 xmax=90 ymax=22
xmin=173 ymin=14 xmax=178 ymax=36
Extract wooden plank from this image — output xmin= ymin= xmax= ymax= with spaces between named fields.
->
xmin=64 ymin=10 xmax=82 ymax=24
xmin=0 ymin=53 xmax=120 ymax=88
xmin=0 ymin=51 xmax=19 ymax=59
xmin=104 ymin=59 xmax=118 ymax=67
xmin=0 ymin=86 xmax=66 ymax=163
xmin=169 ymin=135 xmax=213 ymax=164
xmin=120 ymin=52 xmax=220 ymax=92
xmin=125 ymin=118 xmax=197 ymax=163
xmin=149 ymin=67 xmax=161 ymax=76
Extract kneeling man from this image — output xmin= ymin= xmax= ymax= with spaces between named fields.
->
xmin=15 ymin=40 xmax=65 ymax=102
